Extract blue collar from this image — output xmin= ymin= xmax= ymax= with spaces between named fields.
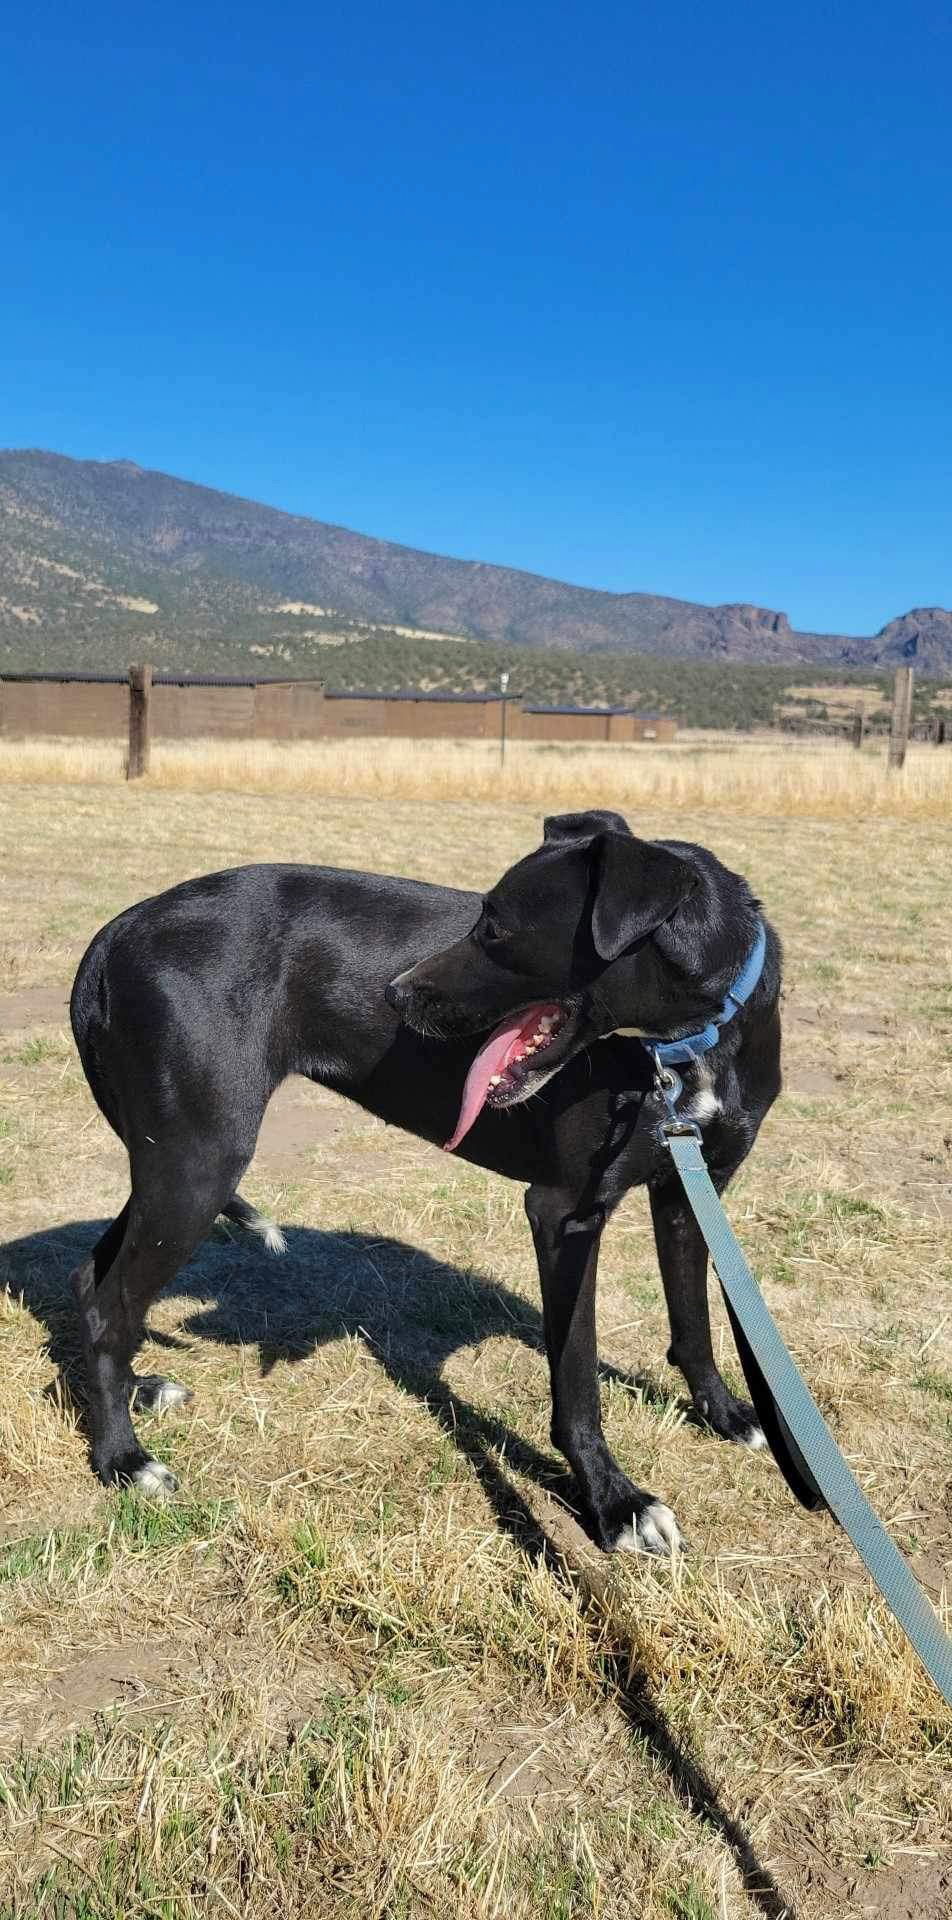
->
xmin=645 ymin=919 xmax=767 ymax=1067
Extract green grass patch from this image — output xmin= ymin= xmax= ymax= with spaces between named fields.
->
xmin=12 ymin=1034 xmax=69 ymax=1066
xmin=665 ymin=1889 xmax=719 ymax=1920
xmin=915 ymin=1367 xmax=952 ymax=1403
xmin=0 ymin=1497 xmax=233 ymax=1589
xmin=274 ymin=1521 xmax=329 ymax=1607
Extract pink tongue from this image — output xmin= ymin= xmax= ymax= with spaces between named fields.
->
xmin=444 ymin=1003 xmax=559 ymax=1152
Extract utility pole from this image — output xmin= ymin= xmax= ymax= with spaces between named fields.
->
xmin=499 ymin=669 xmax=510 ymax=769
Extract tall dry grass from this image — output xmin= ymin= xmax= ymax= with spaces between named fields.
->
xmin=1 ymin=730 xmax=951 ymax=819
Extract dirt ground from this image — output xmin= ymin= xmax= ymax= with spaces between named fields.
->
xmin=1 ymin=781 xmax=950 ymax=1918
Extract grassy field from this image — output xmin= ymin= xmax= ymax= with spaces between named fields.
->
xmin=1 ymin=730 xmax=951 ymax=821
xmin=1 ymin=755 xmax=951 ymax=1918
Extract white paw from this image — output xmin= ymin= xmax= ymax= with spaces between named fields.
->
xmin=614 ymin=1499 xmax=684 ymax=1557
xmin=131 ymin=1376 xmax=194 ymax=1416
xmin=132 ymin=1458 xmax=179 ymax=1500
xmin=741 ymin=1423 xmax=767 ymax=1452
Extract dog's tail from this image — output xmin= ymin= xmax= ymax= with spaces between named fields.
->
xmin=221 ymin=1193 xmax=287 ymax=1256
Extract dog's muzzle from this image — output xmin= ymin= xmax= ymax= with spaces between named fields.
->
xmin=385 ymin=969 xmax=415 ymax=1015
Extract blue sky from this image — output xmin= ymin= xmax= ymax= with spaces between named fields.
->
xmin=2 ymin=0 xmax=951 ymax=634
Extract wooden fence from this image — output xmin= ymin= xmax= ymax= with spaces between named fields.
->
xmin=0 ymin=671 xmax=678 ymax=774
xmin=3 ymin=666 xmax=941 ymax=771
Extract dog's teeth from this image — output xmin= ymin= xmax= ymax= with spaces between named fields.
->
xmin=538 ymin=1014 xmax=556 ymax=1031
xmin=523 ymin=1043 xmax=537 ymax=1055
xmin=489 ymin=1074 xmax=502 ymax=1086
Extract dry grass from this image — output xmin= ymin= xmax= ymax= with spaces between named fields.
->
xmin=1 ymin=782 xmax=951 ymax=1918
xmin=1 ymin=729 xmax=951 ymax=821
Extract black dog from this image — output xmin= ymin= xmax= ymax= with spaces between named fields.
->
xmin=68 ymin=808 xmax=781 ymax=1552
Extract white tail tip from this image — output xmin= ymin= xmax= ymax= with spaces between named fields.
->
xmin=223 ymin=1196 xmax=287 ymax=1255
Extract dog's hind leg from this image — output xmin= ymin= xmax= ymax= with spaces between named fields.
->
xmin=73 ymin=1138 xmax=252 ymax=1494
xmin=126 ymin=1192 xmax=286 ymax=1414
xmin=67 ymin=1204 xmax=193 ymax=1418
xmin=525 ymin=1184 xmax=684 ymax=1555
xmin=126 ymin=1195 xmax=285 ymax=1412
xmin=649 ymin=1174 xmax=765 ymax=1449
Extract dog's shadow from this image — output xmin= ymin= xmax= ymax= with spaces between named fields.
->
xmin=3 ymin=1214 xmax=680 ymax=1498
xmin=2 ymin=1217 xmax=796 ymax=1920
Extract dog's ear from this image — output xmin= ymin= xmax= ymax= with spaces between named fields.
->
xmin=590 ymin=832 xmax=697 ymax=962
xmin=543 ymin=809 xmax=631 ymax=843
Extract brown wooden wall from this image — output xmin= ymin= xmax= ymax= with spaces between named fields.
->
xmin=0 ymin=678 xmax=676 ymax=746
xmin=513 ymin=709 xmax=614 ymax=742
xmin=0 ymin=679 xmax=127 ymax=738
xmin=632 ymin=715 xmax=677 ymax=742
xmin=255 ymin=682 xmax=326 ymax=739
xmin=151 ymin=684 xmax=256 ymax=740
xmin=0 ymin=679 xmax=327 ymax=742
xmin=321 ymin=698 xmax=498 ymax=739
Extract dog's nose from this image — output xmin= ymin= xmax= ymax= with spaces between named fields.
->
xmin=385 ymin=967 xmax=416 ymax=1013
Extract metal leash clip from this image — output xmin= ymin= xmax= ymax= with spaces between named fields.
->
xmin=650 ymin=1052 xmax=702 ymax=1142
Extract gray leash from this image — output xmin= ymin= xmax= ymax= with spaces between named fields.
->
xmin=653 ymin=1063 xmax=952 ymax=1710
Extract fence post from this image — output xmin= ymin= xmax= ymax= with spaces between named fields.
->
xmin=127 ymin=664 xmax=153 ymax=780
xmin=887 ymin=665 xmax=914 ymax=770
xmin=499 ymin=669 xmax=510 ymax=768
xmin=850 ymin=705 xmax=864 ymax=750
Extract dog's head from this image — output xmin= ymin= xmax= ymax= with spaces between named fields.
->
xmin=386 ymin=809 xmax=701 ymax=1149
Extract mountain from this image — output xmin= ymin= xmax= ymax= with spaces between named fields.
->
xmin=1 ymin=448 xmax=951 ymax=676
xmin=855 ymin=607 xmax=952 ymax=673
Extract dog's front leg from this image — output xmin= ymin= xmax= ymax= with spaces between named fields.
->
xmin=525 ymin=1184 xmax=683 ymax=1556
xmin=649 ymin=1174 xmax=765 ymax=1450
